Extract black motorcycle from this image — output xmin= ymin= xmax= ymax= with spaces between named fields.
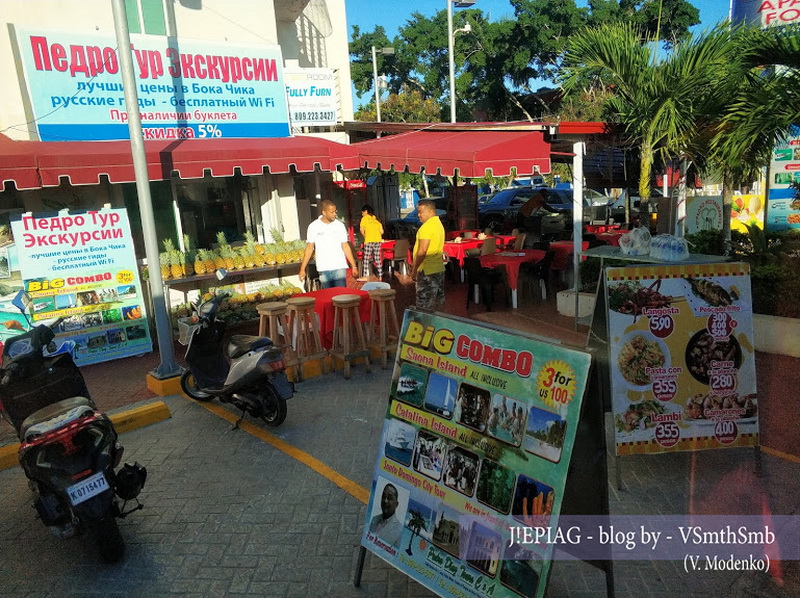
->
xmin=0 ymin=292 xmax=146 ymax=562
xmin=180 ymin=291 xmax=294 ymax=426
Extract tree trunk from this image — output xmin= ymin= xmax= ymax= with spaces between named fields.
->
xmin=722 ymin=169 xmax=733 ymax=255
xmin=639 ymin=139 xmax=654 ymax=229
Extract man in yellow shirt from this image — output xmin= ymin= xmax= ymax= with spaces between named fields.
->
xmin=359 ymin=204 xmax=384 ymax=281
xmin=411 ymin=200 xmax=445 ymax=310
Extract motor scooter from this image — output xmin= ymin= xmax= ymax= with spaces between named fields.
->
xmin=0 ymin=291 xmax=146 ymax=562
xmin=180 ymin=289 xmax=294 ymax=426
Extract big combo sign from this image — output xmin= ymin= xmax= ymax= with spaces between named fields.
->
xmin=9 ymin=208 xmax=152 ymax=366
xmin=14 ymin=27 xmax=290 ymax=141
xmin=360 ymin=309 xmax=592 ymax=598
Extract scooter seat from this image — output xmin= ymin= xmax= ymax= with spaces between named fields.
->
xmin=19 ymin=396 xmax=95 ymax=441
xmin=227 ymin=335 xmax=273 ymax=359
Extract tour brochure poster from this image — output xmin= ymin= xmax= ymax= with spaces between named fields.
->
xmin=10 ymin=208 xmax=152 ymax=366
xmin=605 ymin=262 xmax=758 ymax=456
xmin=361 ymin=309 xmax=591 ymax=598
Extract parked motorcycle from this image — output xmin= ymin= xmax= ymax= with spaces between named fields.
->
xmin=180 ymin=289 xmax=294 ymax=426
xmin=0 ymin=291 xmax=146 ymax=562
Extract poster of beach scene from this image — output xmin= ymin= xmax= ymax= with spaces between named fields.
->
xmin=486 ymin=393 xmax=527 ymax=446
xmin=423 ymin=372 xmax=457 ymax=418
xmin=523 ymin=406 xmax=567 ymax=463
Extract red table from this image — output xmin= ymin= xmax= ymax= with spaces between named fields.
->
xmin=446 ymin=229 xmax=480 ymax=241
xmin=357 ymin=240 xmax=398 ymax=261
xmin=549 ymin=241 xmax=589 ymax=271
xmin=584 ymin=224 xmax=622 ymax=234
xmin=443 ymin=239 xmax=484 ymax=267
xmin=291 ymin=288 xmax=371 ymax=350
xmin=492 ymin=234 xmax=516 ymax=248
xmin=596 ymin=231 xmax=625 ymax=246
xmin=479 ymin=249 xmax=545 ymax=308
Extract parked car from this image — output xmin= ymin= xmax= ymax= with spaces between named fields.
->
xmin=478 ymin=187 xmax=613 ymax=233
xmin=384 ymin=208 xmax=447 ymax=241
xmin=608 ymin=189 xmax=663 ymax=224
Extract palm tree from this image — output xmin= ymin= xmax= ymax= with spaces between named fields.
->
xmin=560 ymin=22 xmax=738 ymax=226
xmin=405 ymin=509 xmax=428 ymax=556
xmin=711 ymin=23 xmax=800 ymax=246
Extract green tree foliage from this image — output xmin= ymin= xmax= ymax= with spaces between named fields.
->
xmin=349 ymin=1 xmax=701 ymax=121
xmin=355 ymin=88 xmax=442 ymax=123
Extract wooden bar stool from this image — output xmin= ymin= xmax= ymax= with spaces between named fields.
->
xmin=367 ymin=288 xmax=400 ymax=369
xmin=256 ymin=301 xmax=298 ymax=376
xmin=285 ymin=296 xmax=327 ymax=381
xmin=330 ymin=294 xmax=371 ymax=379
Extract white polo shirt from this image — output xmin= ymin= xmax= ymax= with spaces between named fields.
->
xmin=306 ymin=216 xmax=349 ymax=272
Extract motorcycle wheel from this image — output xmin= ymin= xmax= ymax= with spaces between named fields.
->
xmin=180 ymin=370 xmax=214 ymax=402
xmin=93 ymin=515 xmax=125 ymax=563
xmin=260 ymin=385 xmax=287 ymax=427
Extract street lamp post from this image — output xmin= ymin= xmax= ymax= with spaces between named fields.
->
xmin=447 ymin=1 xmax=476 ymax=123
xmin=371 ymin=46 xmax=394 ymax=122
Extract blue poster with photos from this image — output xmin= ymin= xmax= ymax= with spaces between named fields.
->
xmin=9 ymin=207 xmax=152 ymax=366
xmin=361 ymin=309 xmax=591 ymax=598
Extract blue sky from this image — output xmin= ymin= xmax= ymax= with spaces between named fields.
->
xmin=344 ymin=1 xmax=733 ymax=108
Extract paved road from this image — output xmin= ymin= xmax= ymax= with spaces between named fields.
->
xmin=1 ymin=366 xmax=798 ymax=598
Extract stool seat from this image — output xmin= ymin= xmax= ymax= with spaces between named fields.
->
xmin=367 ymin=288 xmax=399 ymax=369
xmin=286 ymin=296 xmax=316 ymax=308
xmin=330 ymin=294 xmax=371 ymax=379
xmin=257 ymin=301 xmax=288 ymax=314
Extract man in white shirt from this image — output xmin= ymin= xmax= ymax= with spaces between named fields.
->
xmin=299 ymin=199 xmax=359 ymax=288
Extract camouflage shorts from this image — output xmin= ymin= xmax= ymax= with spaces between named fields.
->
xmin=416 ymin=271 xmax=445 ymax=311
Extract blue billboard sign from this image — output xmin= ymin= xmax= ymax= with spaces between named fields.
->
xmin=15 ymin=28 xmax=290 ymax=141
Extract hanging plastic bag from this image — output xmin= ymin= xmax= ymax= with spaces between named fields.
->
xmin=618 ymin=226 xmax=651 ymax=256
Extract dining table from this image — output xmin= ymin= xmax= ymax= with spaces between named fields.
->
xmin=291 ymin=287 xmax=371 ymax=350
xmin=549 ymin=241 xmax=589 ymax=272
xmin=443 ymin=239 xmax=485 ymax=267
xmin=595 ymin=231 xmax=625 ymax=246
xmin=478 ymin=249 xmax=545 ymax=308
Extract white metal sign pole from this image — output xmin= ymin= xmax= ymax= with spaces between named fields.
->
xmin=111 ymin=0 xmax=180 ymax=378
xmin=572 ymin=140 xmax=585 ymax=325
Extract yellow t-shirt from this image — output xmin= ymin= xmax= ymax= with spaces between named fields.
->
xmin=414 ymin=216 xmax=445 ymax=274
xmin=360 ymin=214 xmax=383 ymax=244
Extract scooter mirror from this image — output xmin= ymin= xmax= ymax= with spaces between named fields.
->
xmin=215 ymin=268 xmax=227 ymax=281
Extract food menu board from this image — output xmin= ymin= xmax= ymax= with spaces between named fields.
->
xmin=605 ymin=263 xmax=758 ymax=456
xmin=361 ymin=309 xmax=591 ymax=598
xmin=10 ymin=208 xmax=152 ymax=366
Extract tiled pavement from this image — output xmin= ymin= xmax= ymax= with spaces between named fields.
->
xmin=1 ymin=364 xmax=799 ymax=598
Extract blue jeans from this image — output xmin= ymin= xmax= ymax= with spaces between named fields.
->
xmin=319 ymin=268 xmax=348 ymax=288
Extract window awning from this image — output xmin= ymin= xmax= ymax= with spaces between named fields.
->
xmin=0 ymin=134 xmax=41 ymax=190
xmin=352 ymin=129 xmax=552 ymax=177
xmin=1 ymin=135 xmax=358 ymax=189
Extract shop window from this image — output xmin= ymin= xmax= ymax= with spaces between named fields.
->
xmin=125 ymin=0 xmax=167 ymax=35
xmin=122 ymin=180 xmax=178 ymax=258
xmin=176 ymin=178 xmax=246 ymax=250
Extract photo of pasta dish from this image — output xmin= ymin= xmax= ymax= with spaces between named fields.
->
xmin=617 ymin=334 xmax=666 ymax=386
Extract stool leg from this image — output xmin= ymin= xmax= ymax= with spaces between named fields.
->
xmin=259 ymin=314 xmax=268 ymax=337
xmin=342 ymin=308 xmax=351 ymax=379
xmin=311 ymin=312 xmax=327 ymax=374
xmin=378 ymin=301 xmax=388 ymax=369
xmin=354 ymin=308 xmax=371 ymax=374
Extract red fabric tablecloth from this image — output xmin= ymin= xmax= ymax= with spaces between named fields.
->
xmin=491 ymin=234 xmax=516 ymax=248
xmin=446 ymin=229 xmax=480 ymax=241
xmin=596 ymin=231 xmax=625 ymax=247
xmin=549 ymin=241 xmax=589 ymax=271
xmin=478 ymin=249 xmax=545 ymax=290
xmin=584 ymin=224 xmax=622 ymax=234
xmin=357 ymin=240 xmax=397 ymax=261
xmin=291 ymin=288 xmax=371 ymax=350
xmin=443 ymin=239 xmax=484 ymax=266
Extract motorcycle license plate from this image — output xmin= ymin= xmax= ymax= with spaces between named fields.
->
xmin=66 ymin=471 xmax=109 ymax=505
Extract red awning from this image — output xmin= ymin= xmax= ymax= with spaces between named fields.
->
xmin=2 ymin=136 xmax=357 ymax=188
xmin=352 ymin=129 xmax=552 ymax=177
xmin=0 ymin=134 xmax=41 ymax=190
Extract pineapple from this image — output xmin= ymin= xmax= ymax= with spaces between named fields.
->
xmin=232 ymin=246 xmax=245 ymax=270
xmin=269 ymin=227 xmax=284 ymax=244
xmin=203 ymin=249 xmax=217 ymax=273
xmin=222 ymin=246 xmax=236 ymax=271
xmin=194 ymin=250 xmax=207 ymax=275
xmin=213 ymin=248 xmax=226 ymax=270
xmin=242 ymin=246 xmax=255 ymax=269
xmin=159 ymin=252 xmax=171 ymax=280
xmin=170 ymin=250 xmax=183 ymax=279
xmin=180 ymin=252 xmax=193 ymax=277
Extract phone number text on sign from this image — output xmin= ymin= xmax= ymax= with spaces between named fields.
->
xmin=291 ymin=111 xmax=335 ymax=123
